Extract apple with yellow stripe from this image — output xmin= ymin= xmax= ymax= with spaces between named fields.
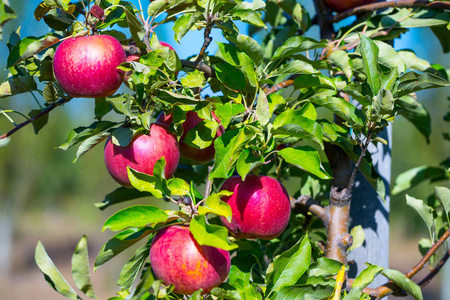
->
xmin=149 ymin=225 xmax=231 ymax=295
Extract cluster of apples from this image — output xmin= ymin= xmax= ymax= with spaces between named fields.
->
xmin=52 ymin=34 xmax=291 ymax=295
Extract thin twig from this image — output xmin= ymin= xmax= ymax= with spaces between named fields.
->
xmin=418 ymin=248 xmax=450 ymax=288
xmin=332 ymin=0 xmax=450 ymax=23
xmin=181 ymin=59 xmax=216 ymax=78
xmin=362 ymin=228 xmax=450 ymax=298
xmin=194 ymin=22 xmax=214 ymax=65
xmin=345 ymin=128 xmax=373 ymax=197
xmin=264 ymin=79 xmax=296 ymax=95
xmin=0 ymin=97 xmax=72 ymax=140
xmin=204 ymin=166 xmax=214 ymax=198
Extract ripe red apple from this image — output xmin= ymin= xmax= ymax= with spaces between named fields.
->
xmin=53 ymin=35 xmax=126 ymax=98
xmin=150 ymin=225 xmax=231 ymax=295
xmin=324 ymin=0 xmax=377 ymax=12
xmin=219 ymin=175 xmax=291 ymax=240
xmin=103 ymin=123 xmax=180 ymax=188
xmin=156 ymin=110 xmax=225 ymax=165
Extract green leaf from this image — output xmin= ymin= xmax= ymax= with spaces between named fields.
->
xmin=396 ymin=71 xmax=450 ymax=97
xmin=167 ymin=178 xmax=190 ymax=196
xmin=127 ymin=166 xmax=167 ymax=199
xmin=269 ymin=285 xmax=333 ymax=300
xmin=309 ymin=93 xmax=364 ymax=128
xmin=435 ymin=186 xmax=450 ymax=223
xmin=406 ymin=195 xmax=434 ymax=238
xmin=173 ymin=13 xmax=202 ymax=43
xmin=0 ymin=75 xmax=38 ymax=98
xmin=156 ymin=89 xmax=199 ymax=105
xmin=268 ymin=60 xmax=318 ymax=78
xmin=345 ymin=264 xmax=384 ymax=300
xmin=0 ymin=2 xmax=17 ymax=41
xmin=398 ymin=50 xmax=432 ymax=72
xmin=396 ymin=95 xmax=431 ymax=142
xmin=128 ymin=265 xmax=155 ymax=300
xmin=189 ymin=215 xmax=238 ymax=250
xmin=111 ymin=127 xmax=134 ymax=147
xmin=343 ymin=83 xmax=372 ymax=107
xmin=7 ymin=34 xmax=59 ymax=67
xmin=197 ymin=191 xmax=233 ymax=222
xmin=380 ymin=8 xmax=449 ymax=28
xmin=431 ymin=26 xmax=450 ymax=53
xmin=95 ymin=187 xmax=151 ymax=210
xmin=117 ymin=242 xmax=150 ymax=290
xmin=183 ymin=119 xmax=219 ymax=149
xmin=373 ymin=40 xmax=406 ymax=74
xmin=106 ymin=94 xmax=133 ymax=117
xmin=278 ymin=147 xmax=331 ymax=180
xmin=94 ymin=97 xmax=112 ymax=120
xmin=329 ymin=50 xmax=353 ymax=80
xmin=74 ymin=132 xmax=108 ymax=162
xmin=307 ymin=258 xmax=343 ymax=277
xmin=43 ymin=0 xmax=72 ymax=11
xmin=147 ymin=0 xmax=167 ymax=17
xmin=58 ymin=121 xmax=117 ymax=150
xmin=103 ymin=205 xmax=169 ymax=231
xmin=358 ymin=34 xmax=381 ymax=95
xmin=231 ymin=10 xmax=266 ymax=28
xmin=123 ymin=7 xmax=146 ymax=49
xmin=236 ymin=149 xmax=264 ymax=180
xmin=266 ymin=234 xmax=311 ymax=295
xmin=348 ymin=225 xmax=365 ymax=252
xmin=272 ymin=36 xmax=326 ymax=61
xmin=94 ymin=228 xmax=153 ymax=270
xmin=28 ymin=109 xmax=49 ymax=134
xmin=35 ymin=241 xmax=81 ymax=300
xmin=214 ymin=100 xmax=245 ymax=129
xmin=272 ymin=109 xmax=324 ymax=148
xmin=71 ymin=236 xmax=96 ymax=299
xmin=271 ymin=0 xmax=310 ymax=32
xmin=215 ymin=62 xmax=247 ymax=91
xmin=181 ymin=69 xmax=206 ymax=88
xmin=235 ymin=34 xmax=263 ymax=66
xmin=256 ymin=88 xmax=270 ymax=126
xmin=382 ymin=268 xmax=423 ymax=300
xmin=210 ymin=128 xmax=249 ymax=179
xmin=392 ymin=166 xmax=447 ymax=195
xmin=294 ymin=74 xmax=335 ymax=90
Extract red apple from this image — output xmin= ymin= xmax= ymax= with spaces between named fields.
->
xmin=103 ymin=123 xmax=180 ymax=188
xmin=219 ymin=175 xmax=291 ymax=240
xmin=324 ymin=0 xmax=377 ymax=12
xmin=53 ymin=35 xmax=126 ymax=98
xmin=150 ymin=225 xmax=231 ymax=295
xmin=156 ymin=110 xmax=225 ymax=165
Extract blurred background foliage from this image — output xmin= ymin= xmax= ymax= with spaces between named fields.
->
xmin=0 ymin=0 xmax=449 ymax=299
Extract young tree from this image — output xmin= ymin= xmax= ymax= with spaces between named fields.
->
xmin=1 ymin=0 xmax=449 ymax=299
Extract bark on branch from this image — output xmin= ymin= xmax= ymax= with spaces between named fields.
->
xmin=332 ymin=0 xmax=450 ymax=23
xmin=292 ymin=195 xmax=329 ymax=225
xmin=0 ymin=97 xmax=72 ymax=140
xmin=363 ymin=228 xmax=450 ymax=298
